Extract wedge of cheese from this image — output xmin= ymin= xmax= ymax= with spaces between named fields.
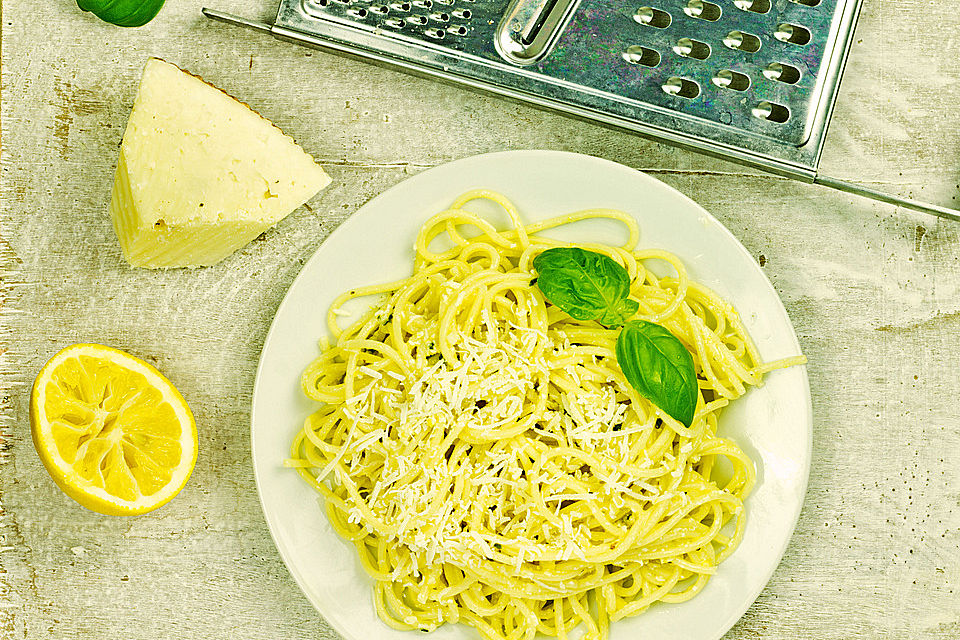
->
xmin=110 ymin=58 xmax=331 ymax=268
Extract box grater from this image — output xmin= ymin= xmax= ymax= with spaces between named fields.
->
xmin=203 ymin=0 xmax=958 ymax=221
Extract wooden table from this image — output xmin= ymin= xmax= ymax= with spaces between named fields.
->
xmin=2 ymin=0 xmax=959 ymax=638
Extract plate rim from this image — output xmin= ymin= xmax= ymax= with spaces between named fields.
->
xmin=250 ymin=149 xmax=812 ymax=640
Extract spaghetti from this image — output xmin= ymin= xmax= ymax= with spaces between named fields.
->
xmin=289 ymin=190 xmax=803 ymax=640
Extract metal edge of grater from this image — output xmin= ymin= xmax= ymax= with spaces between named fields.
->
xmin=202 ymin=1 xmax=959 ymax=222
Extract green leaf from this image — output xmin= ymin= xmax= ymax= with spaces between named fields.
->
xmin=533 ymin=248 xmax=638 ymax=329
xmin=615 ymin=320 xmax=698 ymax=427
xmin=77 ymin=0 xmax=166 ymax=27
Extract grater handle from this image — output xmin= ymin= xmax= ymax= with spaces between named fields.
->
xmin=815 ymin=175 xmax=960 ymax=223
xmin=201 ymin=8 xmax=273 ymax=33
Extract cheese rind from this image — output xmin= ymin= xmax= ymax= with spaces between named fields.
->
xmin=110 ymin=58 xmax=332 ymax=268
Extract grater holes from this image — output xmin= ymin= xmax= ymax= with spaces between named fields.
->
xmin=764 ymin=62 xmax=801 ymax=84
xmin=435 ymin=0 xmax=454 ymax=4
xmin=384 ymin=17 xmax=405 ymax=27
xmin=429 ymin=11 xmax=450 ymax=21
xmin=313 ymin=0 xmax=329 ymax=6
xmin=623 ymin=45 xmax=660 ymax=67
xmin=734 ymin=0 xmax=770 ymax=14
xmin=684 ymin=0 xmax=721 ymax=21
xmin=390 ymin=2 xmax=411 ymax=10
xmin=347 ymin=7 xmax=368 ymax=17
xmin=452 ymin=9 xmax=470 ymax=18
xmin=447 ymin=24 xmax=468 ymax=35
xmin=663 ymin=77 xmax=700 ymax=99
xmin=674 ymin=38 xmax=710 ymax=60
xmin=408 ymin=14 xmax=427 ymax=24
xmin=775 ymin=23 xmax=812 ymax=46
xmin=753 ymin=101 xmax=790 ymax=122
xmin=412 ymin=0 xmax=432 ymax=8
xmin=424 ymin=27 xmax=445 ymax=38
xmin=369 ymin=4 xmax=389 ymax=14
xmin=723 ymin=31 xmax=761 ymax=53
xmin=634 ymin=7 xmax=672 ymax=29
xmin=712 ymin=69 xmax=750 ymax=91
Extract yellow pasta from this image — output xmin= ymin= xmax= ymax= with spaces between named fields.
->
xmin=289 ymin=190 xmax=804 ymax=640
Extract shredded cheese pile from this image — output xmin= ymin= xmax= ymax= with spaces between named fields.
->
xmin=289 ymin=190 xmax=801 ymax=640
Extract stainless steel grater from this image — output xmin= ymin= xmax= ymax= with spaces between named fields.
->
xmin=203 ymin=1 xmax=958 ymax=221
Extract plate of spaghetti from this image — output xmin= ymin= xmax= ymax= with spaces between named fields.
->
xmin=251 ymin=150 xmax=811 ymax=640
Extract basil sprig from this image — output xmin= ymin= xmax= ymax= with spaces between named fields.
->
xmin=532 ymin=248 xmax=638 ymax=329
xmin=77 ymin=0 xmax=166 ymax=27
xmin=533 ymin=247 xmax=698 ymax=427
xmin=616 ymin=320 xmax=698 ymax=427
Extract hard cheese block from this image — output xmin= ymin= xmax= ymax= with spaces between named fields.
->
xmin=110 ymin=58 xmax=331 ymax=268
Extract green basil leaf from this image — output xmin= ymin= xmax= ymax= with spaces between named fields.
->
xmin=616 ymin=320 xmax=698 ymax=427
xmin=77 ymin=0 xmax=166 ymax=27
xmin=533 ymin=248 xmax=638 ymax=329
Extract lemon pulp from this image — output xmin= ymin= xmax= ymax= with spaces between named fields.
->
xmin=31 ymin=344 xmax=197 ymax=515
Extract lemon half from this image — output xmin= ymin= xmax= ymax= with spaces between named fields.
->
xmin=30 ymin=344 xmax=197 ymax=515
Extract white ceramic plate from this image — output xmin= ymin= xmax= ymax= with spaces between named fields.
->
xmin=251 ymin=150 xmax=811 ymax=640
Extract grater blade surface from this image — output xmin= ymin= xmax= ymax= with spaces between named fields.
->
xmin=274 ymin=0 xmax=861 ymax=176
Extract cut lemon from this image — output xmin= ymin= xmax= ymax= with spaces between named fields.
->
xmin=30 ymin=343 xmax=197 ymax=516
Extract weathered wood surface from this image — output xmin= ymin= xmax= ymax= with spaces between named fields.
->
xmin=1 ymin=0 xmax=959 ymax=638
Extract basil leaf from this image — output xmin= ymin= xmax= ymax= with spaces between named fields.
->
xmin=616 ymin=320 xmax=698 ymax=427
xmin=77 ymin=0 xmax=166 ymax=27
xmin=533 ymin=248 xmax=638 ymax=329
